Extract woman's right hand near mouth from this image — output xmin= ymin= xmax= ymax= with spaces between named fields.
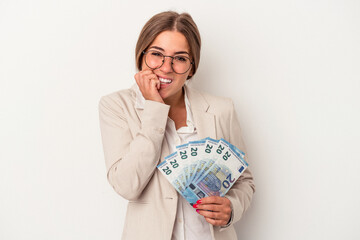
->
xmin=135 ymin=69 xmax=164 ymax=104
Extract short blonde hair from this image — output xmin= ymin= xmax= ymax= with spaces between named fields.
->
xmin=135 ymin=11 xmax=201 ymax=79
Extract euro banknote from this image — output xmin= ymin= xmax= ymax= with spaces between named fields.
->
xmin=157 ymin=137 xmax=248 ymax=205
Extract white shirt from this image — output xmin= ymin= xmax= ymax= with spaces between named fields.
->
xmin=135 ymin=86 xmax=212 ymax=240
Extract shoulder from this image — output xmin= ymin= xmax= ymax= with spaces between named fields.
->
xmin=98 ymin=87 xmax=136 ymax=116
xmin=98 ymin=86 xmax=136 ymax=113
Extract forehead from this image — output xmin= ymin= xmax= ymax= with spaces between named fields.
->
xmin=149 ymin=31 xmax=190 ymax=54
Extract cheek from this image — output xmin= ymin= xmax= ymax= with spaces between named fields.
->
xmin=176 ymin=77 xmax=188 ymax=86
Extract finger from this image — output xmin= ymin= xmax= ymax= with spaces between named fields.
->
xmin=195 ymin=204 xmax=231 ymax=215
xmin=196 ymin=209 xmax=223 ymax=219
xmin=196 ymin=206 xmax=231 ymax=221
xmin=139 ymin=70 xmax=157 ymax=80
xmin=139 ymin=69 xmax=154 ymax=75
xmin=135 ymin=77 xmax=139 ymax=86
xmin=135 ymin=72 xmax=146 ymax=89
xmin=137 ymin=73 xmax=155 ymax=92
xmin=197 ymin=196 xmax=223 ymax=205
xmin=197 ymin=209 xmax=230 ymax=226
xmin=150 ymin=79 xmax=160 ymax=90
xmin=142 ymin=74 xmax=159 ymax=88
xmin=197 ymin=208 xmax=229 ymax=225
xmin=137 ymin=69 xmax=154 ymax=79
xmin=134 ymin=72 xmax=140 ymax=83
xmin=197 ymin=196 xmax=230 ymax=205
xmin=148 ymin=76 xmax=160 ymax=90
xmin=204 ymin=217 xmax=227 ymax=227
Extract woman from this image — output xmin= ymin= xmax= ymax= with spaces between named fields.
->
xmin=99 ymin=11 xmax=255 ymax=240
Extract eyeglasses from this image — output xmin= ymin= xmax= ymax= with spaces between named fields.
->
xmin=142 ymin=50 xmax=193 ymax=74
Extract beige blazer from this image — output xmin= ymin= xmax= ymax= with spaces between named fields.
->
xmin=99 ymin=84 xmax=255 ymax=240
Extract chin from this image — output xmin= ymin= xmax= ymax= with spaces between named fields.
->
xmin=160 ymin=93 xmax=170 ymax=100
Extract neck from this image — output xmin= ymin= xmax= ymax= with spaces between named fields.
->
xmin=166 ymin=88 xmax=187 ymax=129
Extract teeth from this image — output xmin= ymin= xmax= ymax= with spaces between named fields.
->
xmin=159 ymin=77 xmax=172 ymax=83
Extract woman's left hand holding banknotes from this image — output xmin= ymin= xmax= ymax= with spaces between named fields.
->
xmin=193 ymin=196 xmax=232 ymax=227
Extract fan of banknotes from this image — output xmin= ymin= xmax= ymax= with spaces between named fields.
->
xmin=157 ymin=137 xmax=248 ymax=205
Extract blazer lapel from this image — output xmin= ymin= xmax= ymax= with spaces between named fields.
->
xmin=185 ymin=84 xmax=216 ymax=139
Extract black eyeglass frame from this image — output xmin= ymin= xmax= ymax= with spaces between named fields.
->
xmin=142 ymin=50 xmax=194 ymax=75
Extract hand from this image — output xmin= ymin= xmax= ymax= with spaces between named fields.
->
xmin=193 ymin=196 xmax=232 ymax=227
xmin=134 ymin=69 xmax=164 ymax=103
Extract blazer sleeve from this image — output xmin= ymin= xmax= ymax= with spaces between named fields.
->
xmin=99 ymin=95 xmax=170 ymax=200
xmin=221 ymin=100 xmax=255 ymax=230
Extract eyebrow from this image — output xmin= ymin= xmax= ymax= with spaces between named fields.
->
xmin=148 ymin=46 xmax=190 ymax=56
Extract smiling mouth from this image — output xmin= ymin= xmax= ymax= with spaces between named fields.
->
xmin=158 ymin=77 xmax=172 ymax=84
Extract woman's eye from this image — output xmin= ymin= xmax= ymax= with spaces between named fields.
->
xmin=174 ymin=56 xmax=187 ymax=62
xmin=151 ymin=51 xmax=162 ymax=57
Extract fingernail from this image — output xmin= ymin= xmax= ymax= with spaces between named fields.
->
xmin=196 ymin=200 xmax=202 ymax=204
xmin=193 ymin=204 xmax=198 ymax=208
xmin=196 ymin=209 xmax=199 ymax=213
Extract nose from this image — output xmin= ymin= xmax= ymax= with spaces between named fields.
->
xmin=159 ymin=56 xmax=173 ymax=73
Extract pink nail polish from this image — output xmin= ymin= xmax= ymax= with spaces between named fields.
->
xmin=196 ymin=200 xmax=202 ymax=204
xmin=196 ymin=209 xmax=199 ymax=213
xmin=193 ymin=204 xmax=198 ymax=208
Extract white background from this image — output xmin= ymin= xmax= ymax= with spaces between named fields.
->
xmin=1 ymin=0 xmax=359 ymax=239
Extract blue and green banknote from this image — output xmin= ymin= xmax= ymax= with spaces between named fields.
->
xmin=157 ymin=137 xmax=248 ymax=205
